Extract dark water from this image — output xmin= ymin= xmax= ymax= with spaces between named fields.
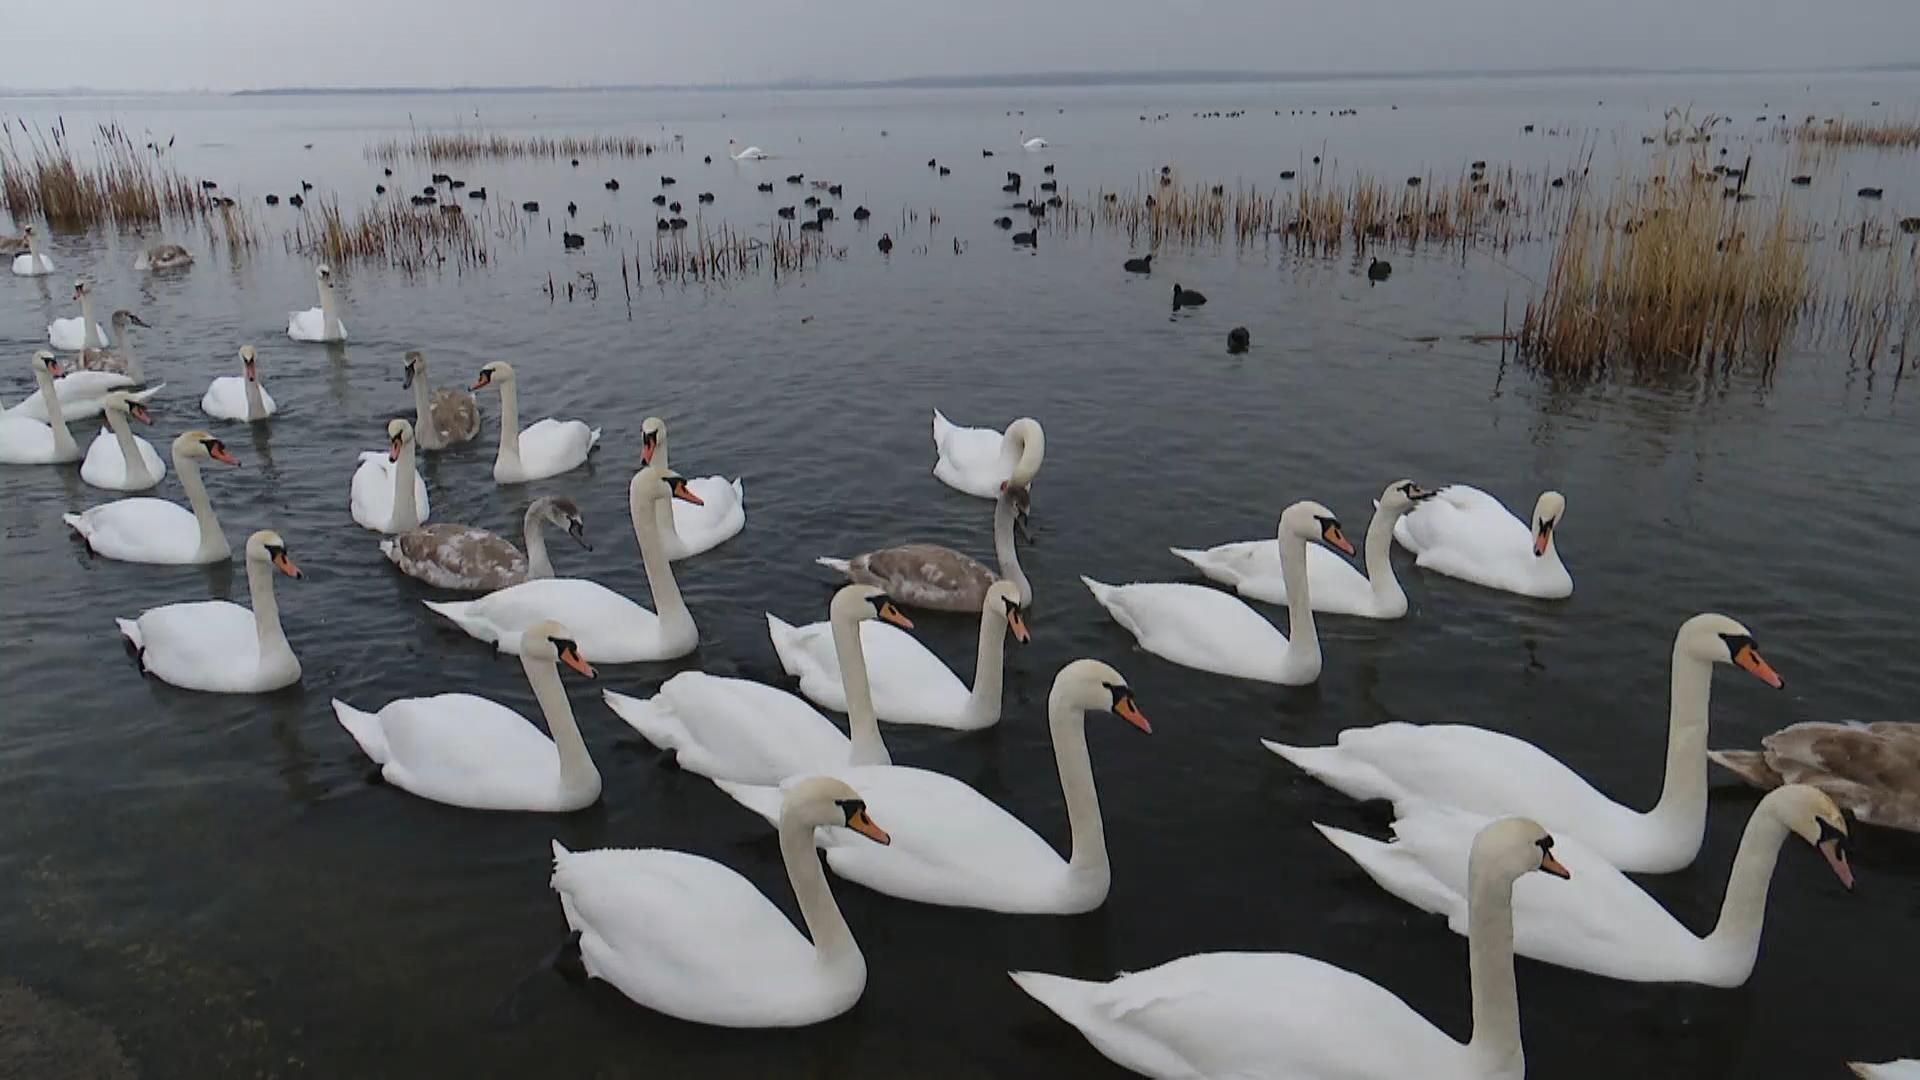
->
xmin=3 ymin=74 xmax=1918 ymax=1078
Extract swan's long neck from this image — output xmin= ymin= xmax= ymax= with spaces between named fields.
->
xmin=779 ymin=806 xmax=860 ymax=967
xmin=174 ymin=453 xmax=228 ymax=561
xmin=318 ymin=281 xmax=341 ymax=337
xmin=1362 ymin=502 xmax=1407 ymax=614
xmin=649 ymin=439 xmax=680 ymax=541
xmin=79 ymin=293 xmax=102 ymax=349
xmin=1048 ymin=693 xmax=1109 ymax=893
xmin=120 ymin=331 xmax=143 ymax=382
xmin=963 ymin=606 xmax=1011 ymax=727
xmin=1278 ymin=531 xmax=1322 ymax=679
xmin=389 ymin=439 xmax=420 ymax=531
xmin=831 ymin=614 xmax=890 ymax=767
xmin=1700 ymin=806 xmax=1791 ymax=982
xmin=244 ymin=369 xmax=267 ymax=421
xmin=105 ymin=408 xmax=153 ymax=488
xmin=1644 ymin=649 xmax=1713 ymax=867
xmin=992 ymin=491 xmax=1031 ymax=606
xmin=36 ymin=367 xmax=78 ymax=459
xmin=411 ymin=374 xmax=442 ymax=449
xmin=495 ymin=380 xmax=522 ymax=470
xmin=523 ymin=506 xmax=555 ymax=579
xmin=1464 ymin=865 xmax=1526 ymax=1074
xmin=523 ymin=653 xmax=599 ymax=798
xmin=246 ymin=555 xmax=291 ymax=660
xmin=628 ymin=490 xmax=694 ymax=641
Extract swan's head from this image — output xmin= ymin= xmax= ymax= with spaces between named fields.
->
xmin=531 ymin=496 xmax=591 ymax=550
xmin=173 ymin=430 xmax=240 ymax=466
xmin=386 ymin=418 xmax=414 ymax=461
xmin=985 ymin=580 xmax=1030 ymax=643
xmin=1531 ymin=491 xmax=1567 ymax=557
xmin=245 ymin=529 xmax=302 ymax=579
xmin=830 ymin=584 xmax=915 ymax=632
xmin=1279 ymin=500 xmax=1355 ymax=556
xmin=103 ymin=391 xmax=153 ymax=426
xmin=521 ymin=618 xmax=596 ymax=678
xmin=72 ymin=278 xmax=91 ymax=300
xmin=639 ymin=416 xmax=667 ymax=466
xmin=401 ymin=349 xmax=425 ymax=389
xmin=1000 ymin=417 xmax=1046 ymax=490
xmin=31 ymin=350 xmax=62 ymax=381
xmin=315 ymin=264 xmax=334 ymax=283
xmin=239 ymin=344 xmax=258 ymax=379
xmin=111 ymin=309 xmax=150 ymax=331
xmin=1469 ymin=817 xmax=1571 ymax=888
xmin=629 ymin=463 xmax=704 ymax=508
xmin=1763 ymin=785 xmax=1854 ymax=891
xmin=1676 ymin=613 xmax=1783 ymax=688
xmin=1377 ymin=479 xmax=1435 ymax=514
xmin=1051 ymin=659 xmax=1151 ymax=733
xmin=470 ymin=360 xmax=513 ymax=392
xmin=782 ymin=776 xmax=891 ymax=844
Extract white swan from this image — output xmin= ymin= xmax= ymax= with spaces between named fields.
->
xmin=1316 ymin=784 xmax=1853 ymax=987
xmin=404 ymin=350 xmax=480 ymax=449
xmin=64 ymin=430 xmax=240 ymax=564
xmin=423 ymin=463 xmax=699 ymax=662
xmin=0 ymin=352 xmax=83 ymax=465
xmin=639 ymin=415 xmax=744 ymax=559
xmin=116 ymin=529 xmax=303 ymax=693
xmin=816 ymin=482 xmax=1031 ymax=611
xmin=728 ymin=139 xmax=770 ymax=160
xmin=1009 ymin=817 xmax=1566 ymax=1080
xmin=10 ymin=225 xmax=53 ymax=276
xmin=5 ymin=368 xmax=153 ymax=424
xmin=1171 ymin=480 xmax=1432 ymax=618
xmin=1019 ymin=132 xmax=1049 ymax=151
xmin=202 ymin=345 xmax=278 ymax=422
xmin=551 ymin=775 xmax=890 ymax=1028
xmin=606 ymin=584 xmax=908 ymax=783
xmin=1083 ymin=500 xmax=1355 ymax=685
xmin=134 ymin=242 xmax=194 ymax=271
xmin=471 ymin=361 xmax=600 ymax=483
xmin=1266 ymin=613 xmax=1783 ymax=873
xmin=48 ymin=279 xmax=109 ymax=351
xmin=768 ymin=580 xmax=1027 ymax=730
xmin=349 ymin=418 xmax=430 ymax=533
xmin=287 ymin=264 xmax=347 ymax=342
xmin=714 ymin=659 xmax=1151 ymax=914
xmin=382 ymin=496 xmax=589 ymax=591
xmin=931 ymin=411 xmax=1044 ymax=499
xmin=333 ymin=619 xmax=604 ymax=811
xmin=80 ymin=391 xmax=166 ymax=491
xmin=75 ymin=310 xmax=151 ymax=376
xmin=1393 ymin=485 xmax=1572 ymax=598
xmin=1852 ymin=1062 xmax=1920 ymax=1079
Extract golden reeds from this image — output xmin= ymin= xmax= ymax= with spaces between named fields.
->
xmin=2 ymin=119 xmax=217 ymax=229
xmin=1775 ymin=117 xmax=1920 ymax=149
xmin=647 ymin=220 xmax=839 ymax=282
xmin=366 ymin=131 xmax=672 ymax=163
xmin=284 ymin=196 xmax=522 ymax=271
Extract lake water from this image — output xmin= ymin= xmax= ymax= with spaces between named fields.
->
xmin=2 ymin=72 xmax=1918 ymax=1078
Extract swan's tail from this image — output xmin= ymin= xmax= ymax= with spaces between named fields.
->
xmin=603 ymin=689 xmax=687 ymax=756
xmin=711 ymin=778 xmax=783 ymax=827
xmin=127 ymin=384 xmax=163 ymax=403
xmin=331 ymin=698 xmax=392 ymax=765
xmin=585 ymin=427 xmax=603 ymax=451
xmin=1313 ymin=823 xmax=1459 ymax=919
xmin=814 ymin=556 xmax=853 ymax=575
xmin=1707 ymin=749 xmax=1784 ymax=790
xmin=1166 ymin=547 xmax=1216 ymax=577
xmin=765 ymin=613 xmax=804 ymax=677
xmin=379 ymin=538 xmax=400 ymax=565
xmin=931 ymin=408 xmax=954 ymax=447
xmin=422 ymin=598 xmax=496 ymax=643
xmin=62 ymin=511 xmax=93 ymax=541
xmin=1079 ymin=575 xmax=1116 ymax=605
xmin=1009 ymin=971 xmax=1103 ymax=1029
xmin=1261 ymin=739 xmax=1400 ymax=804
xmin=115 ymin=617 xmax=143 ymax=652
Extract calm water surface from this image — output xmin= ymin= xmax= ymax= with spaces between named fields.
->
xmin=3 ymin=73 xmax=1918 ymax=1078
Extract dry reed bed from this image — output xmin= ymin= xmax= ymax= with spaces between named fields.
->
xmin=2 ymin=119 xmax=220 ymax=229
xmin=284 ymin=196 xmax=525 ymax=271
xmin=367 ymin=131 xmax=673 ymax=162
xmin=1774 ymin=117 xmax=1920 ymax=149
xmin=647 ymin=220 xmax=840 ymax=282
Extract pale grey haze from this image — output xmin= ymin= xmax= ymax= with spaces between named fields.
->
xmin=8 ymin=0 xmax=1919 ymax=92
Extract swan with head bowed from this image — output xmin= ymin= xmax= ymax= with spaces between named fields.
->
xmin=817 ymin=481 xmax=1032 ymax=612
xmin=550 ymin=775 xmax=890 ymax=1028
xmin=713 ymin=658 xmax=1151 ymax=914
xmin=333 ymin=619 xmax=604 ymax=812
xmin=424 ymin=463 xmax=700 ymax=662
xmin=48 ymin=279 xmax=111 ymax=351
xmin=1011 ymin=817 xmax=1568 ymax=1080
xmin=471 ymin=361 xmax=601 ymax=483
xmin=607 ymin=584 xmax=908 ymax=784
xmin=767 ymin=579 xmax=1028 ymax=730
xmin=403 ymin=350 xmax=480 ymax=448
xmin=75 ymin=310 xmax=152 ymax=376
xmin=1019 ymin=132 xmax=1049 ymax=150
xmin=728 ymin=139 xmax=770 ymax=160
xmin=134 ymin=242 xmax=194 ymax=271
xmin=382 ymin=495 xmax=589 ymax=591
xmin=1316 ymin=784 xmax=1853 ymax=987
xmin=64 ymin=430 xmax=240 ymax=564
xmin=931 ymin=411 xmax=1044 ymax=499
xmin=116 ymin=529 xmax=304 ymax=693
xmin=79 ymin=391 xmax=166 ymax=491
xmin=350 ymin=418 xmax=430 ymax=533
xmin=1172 ymin=479 xmax=1434 ymax=619
xmin=287 ymin=264 xmax=347 ymax=342
xmin=10 ymin=225 xmax=54 ymax=276
xmin=638 ymin=416 xmax=744 ymax=558
xmin=1712 ymin=720 xmax=1920 ymax=834
xmin=202 ymin=346 xmax=278 ymax=422
xmin=0 ymin=352 xmax=84 ymax=465
xmin=1267 ymin=613 xmax=1783 ymax=873
xmin=1393 ymin=485 xmax=1572 ymax=598
xmin=1083 ymin=500 xmax=1356 ymax=685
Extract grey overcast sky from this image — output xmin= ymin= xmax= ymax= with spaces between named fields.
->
xmin=8 ymin=0 xmax=1919 ymax=92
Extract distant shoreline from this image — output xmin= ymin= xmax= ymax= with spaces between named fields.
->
xmin=4 ymin=63 xmax=1916 ymax=99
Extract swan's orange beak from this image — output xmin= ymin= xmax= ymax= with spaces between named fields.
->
xmin=1007 ymin=607 xmax=1030 ymax=644
xmin=271 ymin=551 xmax=302 ymax=579
xmin=47 ymin=359 xmax=64 ymax=377
xmin=207 ymin=442 xmax=240 ymax=466
xmin=388 ymin=435 xmax=404 ymax=462
xmin=877 ymin=600 xmax=914 ymax=630
xmin=129 ymin=404 xmax=153 ymax=425
xmin=668 ymin=478 xmax=704 ymax=506
xmin=1323 ymin=522 xmax=1356 ymax=557
xmin=558 ymin=642 xmax=596 ymax=679
xmin=847 ymin=807 xmax=891 ymax=846
xmin=470 ymin=370 xmax=492 ymax=391
xmin=1533 ymin=521 xmax=1553 ymax=557
xmin=1819 ymin=836 xmax=1854 ymax=891
xmin=1539 ymin=851 xmax=1571 ymax=880
xmin=1115 ymin=693 xmax=1152 ymax=734
xmin=1732 ymin=643 xmax=1783 ymax=689
xmin=640 ymin=433 xmax=657 ymax=466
